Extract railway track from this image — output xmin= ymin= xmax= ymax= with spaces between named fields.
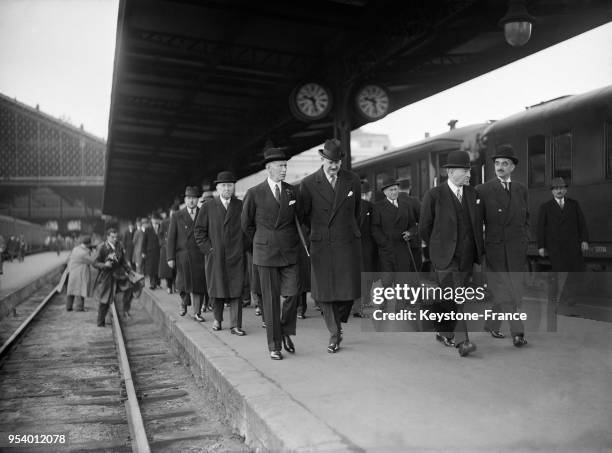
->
xmin=0 ymin=282 xmax=249 ymax=452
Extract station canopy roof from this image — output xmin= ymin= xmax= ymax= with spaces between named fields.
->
xmin=103 ymin=0 xmax=611 ymax=216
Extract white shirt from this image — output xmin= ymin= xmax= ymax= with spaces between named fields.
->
xmin=267 ymin=177 xmax=281 ymax=196
xmin=325 ymin=171 xmax=337 ymax=187
xmin=447 ymin=179 xmax=463 ymax=200
xmin=498 ymin=177 xmax=512 ymax=190
xmin=556 ymin=197 xmax=565 ymax=208
xmin=386 ymin=197 xmax=398 ymax=207
xmin=221 ymin=197 xmax=230 ymax=209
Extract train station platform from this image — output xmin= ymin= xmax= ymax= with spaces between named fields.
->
xmin=138 ymin=287 xmax=612 ymax=452
xmin=0 ymin=251 xmax=68 ymax=304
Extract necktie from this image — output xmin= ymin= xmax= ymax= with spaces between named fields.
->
xmin=392 ymin=200 xmax=398 ymax=208
xmin=274 ymin=184 xmax=280 ymax=204
xmin=456 ymin=189 xmax=462 ymax=204
xmin=223 ymin=200 xmax=228 ymax=210
xmin=503 ymin=181 xmax=509 ymax=192
xmin=189 ymin=209 xmax=195 ymax=220
xmin=559 ymin=199 xmax=564 ymax=209
xmin=330 ymin=175 xmax=337 ymax=190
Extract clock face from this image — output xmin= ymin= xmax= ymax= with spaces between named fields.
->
xmin=290 ymin=82 xmax=333 ymax=121
xmin=355 ymin=84 xmax=390 ymax=120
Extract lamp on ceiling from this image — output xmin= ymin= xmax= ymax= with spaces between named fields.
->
xmin=499 ymin=0 xmax=535 ymax=47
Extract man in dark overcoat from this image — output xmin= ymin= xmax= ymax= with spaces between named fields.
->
xmin=122 ymin=222 xmax=136 ymax=269
xmin=241 ymin=148 xmax=300 ymax=360
xmin=132 ymin=220 xmax=144 ymax=273
xmin=398 ymin=178 xmax=422 ymax=271
xmin=476 ymin=146 xmax=529 ymax=347
xmin=537 ymin=177 xmax=589 ymax=306
xmin=142 ymin=213 xmax=162 ymax=289
xmin=300 ymin=139 xmax=362 ymax=353
xmin=353 ymin=179 xmax=376 ymax=317
xmin=195 ymin=171 xmax=246 ymax=335
xmin=420 ymin=150 xmax=483 ymax=357
xmin=92 ymin=228 xmax=133 ymax=327
xmin=167 ymin=186 xmax=207 ymax=322
xmin=158 ymin=208 xmax=177 ymax=294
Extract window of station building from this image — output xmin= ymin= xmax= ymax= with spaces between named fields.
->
xmin=552 ymin=131 xmax=572 ymax=184
xmin=606 ymin=121 xmax=612 ymax=179
xmin=527 ymin=135 xmax=546 ymax=187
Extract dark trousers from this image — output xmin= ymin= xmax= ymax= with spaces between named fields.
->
xmin=164 ymin=277 xmax=174 ymax=290
xmin=180 ymin=291 xmax=204 ymax=315
xmin=212 ymin=297 xmax=242 ymax=328
xmin=258 ymin=265 xmax=298 ymax=352
xmin=319 ymin=301 xmax=352 ymax=344
xmin=433 ymin=259 xmax=471 ymax=344
xmin=484 ymin=270 xmax=525 ymax=336
xmin=297 ymin=292 xmax=307 ymax=316
xmin=97 ymin=302 xmax=110 ymax=326
xmin=66 ymin=295 xmax=84 ymax=311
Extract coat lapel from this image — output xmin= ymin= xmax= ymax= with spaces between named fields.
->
xmin=330 ymin=170 xmax=351 ymax=223
xmin=441 ymin=184 xmax=457 ymax=224
xmin=313 ymin=167 xmax=335 ymax=206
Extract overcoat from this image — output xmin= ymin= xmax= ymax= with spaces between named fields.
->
xmin=241 ymin=180 xmax=300 ymax=268
xmin=194 ymin=197 xmax=245 ymax=298
xmin=92 ymin=241 xmax=131 ymax=304
xmin=66 ymin=244 xmax=94 ymax=298
xmin=419 ymin=183 xmax=483 ymax=270
xmin=158 ymin=218 xmax=174 ymax=279
xmin=142 ymin=225 xmax=161 ymax=277
xmin=300 ymin=167 xmax=362 ymax=301
xmin=122 ymin=228 xmax=135 ymax=265
xmin=537 ymin=198 xmax=588 ymax=271
xmin=476 ymin=179 xmax=529 ymax=272
xmin=371 ymin=198 xmax=419 ymax=272
xmin=167 ymin=207 xmax=207 ymax=293
xmin=359 ymin=199 xmax=377 ymax=273
xmin=132 ymin=228 xmax=144 ymax=269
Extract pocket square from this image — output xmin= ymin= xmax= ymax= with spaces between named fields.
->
xmin=476 ymin=199 xmax=481 ymax=204
xmin=289 ymin=199 xmax=296 ymax=206
xmin=348 ymin=191 xmax=353 ymax=197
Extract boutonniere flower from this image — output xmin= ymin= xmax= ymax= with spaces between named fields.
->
xmin=347 ymin=190 xmax=353 ymax=197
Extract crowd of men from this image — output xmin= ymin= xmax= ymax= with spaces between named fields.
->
xmin=96 ymin=138 xmax=589 ymax=360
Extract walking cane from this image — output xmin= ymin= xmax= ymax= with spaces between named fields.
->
xmin=294 ymin=216 xmax=310 ymax=258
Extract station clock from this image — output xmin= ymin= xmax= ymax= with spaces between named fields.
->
xmin=289 ymin=82 xmax=333 ymax=121
xmin=354 ymin=84 xmax=390 ymax=121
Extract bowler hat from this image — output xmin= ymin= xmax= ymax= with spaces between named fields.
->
xmin=80 ymin=235 xmax=91 ymax=246
xmin=442 ymin=150 xmax=471 ymax=169
xmin=380 ymin=176 xmax=399 ymax=191
xmin=361 ymin=179 xmax=371 ymax=193
xmin=263 ymin=147 xmax=287 ymax=165
xmin=213 ymin=171 xmax=237 ymax=186
xmin=550 ymin=177 xmax=568 ymax=188
xmin=491 ymin=145 xmax=518 ymax=164
xmin=318 ymin=139 xmax=344 ymax=161
xmin=184 ymin=186 xmax=200 ymax=198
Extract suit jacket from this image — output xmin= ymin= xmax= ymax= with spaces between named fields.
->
xmin=122 ymin=228 xmax=135 ymax=263
xmin=371 ymin=198 xmax=418 ymax=272
xmin=476 ymin=179 xmax=529 ymax=272
xmin=537 ymin=197 xmax=588 ymax=271
xmin=92 ymin=241 xmax=130 ymax=304
xmin=195 ymin=196 xmax=245 ymax=298
xmin=142 ymin=225 xmax=161 ymax=277
xmin=359 ymin=199 xmax=377 ymax=272
xmin=132 ymin=228 xmax=144 ymax=265
xmin=300 ymin=167 xmax=362 ymax=301
xmin=167 ymin=207 xmax=207 ymax=293
xmin=158 ymin=218 xmax=174 ymax=279
xmin=241 ymin=180 xmax=300 ymax=267
xmin=419 ymin=183 xmax=483 ymax=270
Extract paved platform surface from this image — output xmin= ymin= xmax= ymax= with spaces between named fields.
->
xmin=0 ymin=252 xmax=69 ymax=299
xmin=137 ymin=285 xmax=612 ymax=452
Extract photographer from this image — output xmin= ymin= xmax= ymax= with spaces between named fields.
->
xmin=92 ymin=228 xmax=134 ymax=326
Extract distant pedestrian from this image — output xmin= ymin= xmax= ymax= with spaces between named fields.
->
xmin=353 ymin=179 xmax=376 ymax=317
xmin=142 ymin=213 xmax=162 ymax=289
xmin=18 ymin=235 xmax=27 ymax=262
xmin=159 ymin=207 xmax=177 ymax=293
xmin=123 ymin=222 xmax=136 ymax=269
xmin=66 ymin=236 xmax=94 ymax=311
xmin=132 ymin=219 xmax=144 ymax=273
xmin=0 ymin=234 xmax=5 ymax=275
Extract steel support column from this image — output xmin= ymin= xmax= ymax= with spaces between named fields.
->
xmin=332 ymin=81 xmax=354 ymax=171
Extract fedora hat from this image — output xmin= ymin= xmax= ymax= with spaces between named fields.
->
xmin=380 ymin=176 xmax=399 ymax=191
xmin=80 ymin=235 xmax=91 ymax=246
xmin=184 ymin=186 xmax=200 ymax=198
xmin=442 ymin=150 xmax=471 ymax=169
xmin=550 ymin=177 xmax=568 ymax=188
xmin=263 ymin=147 xmax=287 ymax=165
xmin=213 ymin=170 xmax=237 ymax=186
xmin=491 ymin=145 xmax=518 ymax=164
xmin=319 ymin=139 xmax=344 ymax=161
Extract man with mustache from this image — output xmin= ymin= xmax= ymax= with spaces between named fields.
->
xmin=476 ymin=146 xmax=529 ymax=348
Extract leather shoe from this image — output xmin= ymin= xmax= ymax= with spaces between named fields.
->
xmin=255 ymin=307 xmax=262 ymax=316
xmin=194 ymin=313 xmax=205 ymax=322
xmin=270 ymin=350 xmax=283 ymax=360
xmin=353 ymin=312 xmax=362 ymax=318
xmin=485 ymin=327 xmax=505 ymax=338
xmin=513 ymin=335 xmax=528 ymax=347
xmin=435 ymin=333 xmax=455 ymax=347
xmin=456 ymin=341 xmax=476 ymax=357
xmin=282 ymin=335 xmax=295 ymax=353
xmin=179 ymin=307 xmax=187 ymax=316
xmin=231 ymin=327 xmax=246 ymax=336
xmin=297 ymin=313 xmax=305 ymax=319
xmin=261 ymin=322 xmax=266 ymax=328
xmin=327 ymin=343 xmax=339 ymax=353
xmin=212 ymin=321 xmax=221 ymax=331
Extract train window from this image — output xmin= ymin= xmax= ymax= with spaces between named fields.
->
xmin=606 ymin=122 xmax=612 ymax=179
xmin=528 ymin=135 xmax=546 ymax=187
xmin=552 ymin=131 xmax=572 ymax=184
xmin=375 ymin=172 xmax=391 ymax=192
